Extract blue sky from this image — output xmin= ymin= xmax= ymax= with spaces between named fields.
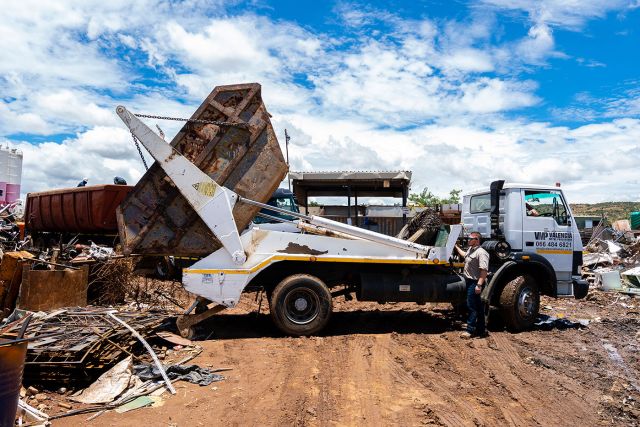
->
xmin=1 ymin=0 xmax=639 ymax=202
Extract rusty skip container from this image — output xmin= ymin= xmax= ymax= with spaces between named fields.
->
xmin=25 ymin=185 xmax=133 ymax=234
xmin=116 ymin=83 xmax=288 ymax=256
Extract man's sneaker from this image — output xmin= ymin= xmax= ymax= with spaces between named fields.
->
xmin=474 ymin=331 xmax=489 ymax=339
xmin=459 ymin=332 xmax=473 ymax=339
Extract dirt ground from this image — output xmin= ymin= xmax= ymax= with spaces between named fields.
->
xmin=48 ymin=289 xmax=640 ymax=426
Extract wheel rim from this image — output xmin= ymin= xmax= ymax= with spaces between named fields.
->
xmin=517 ymin=287 xmax=536 ymax=319
xmin=283 ymin=288 xmax=320 ymax=325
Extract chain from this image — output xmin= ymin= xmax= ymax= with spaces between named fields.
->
xmin=129 ymin=112 xmax=249 ymax=170
xmin=134 ymin=113 xmax=249 ymax=129
xmin=131 ymin=131 xmax=149 ymax=170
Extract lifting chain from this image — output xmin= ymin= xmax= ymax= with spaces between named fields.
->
xmin=131 ymin=131 xmax=149 ymax=170
xmin=133 ymin=113 xmax=249 ymax=129
xmin=128 ymin=112 xmax=249 ymax=170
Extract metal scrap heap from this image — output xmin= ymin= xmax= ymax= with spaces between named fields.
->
xmin=581 ymin=218 xmax=640 ymax=294
xmin=397 ymin=208 xmax=443 ymax=245
xmin=1 ymin=308 xmax=167 ymax=384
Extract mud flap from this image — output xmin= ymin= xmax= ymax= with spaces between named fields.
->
xmin=572 ymin=278 xmax=589 ymax=299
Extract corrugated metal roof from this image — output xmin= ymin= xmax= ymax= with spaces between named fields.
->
xmin=289 ymin=170 xmax=411 ymax=181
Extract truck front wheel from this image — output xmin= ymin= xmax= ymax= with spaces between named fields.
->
xmin=499 ymin=274 xmax=539 ymax=331
xmin=270 ymin=274 xmax=332 ymax=336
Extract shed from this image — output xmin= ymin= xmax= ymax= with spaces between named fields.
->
xmin=290 ymin=171 xmax=412 ymax=228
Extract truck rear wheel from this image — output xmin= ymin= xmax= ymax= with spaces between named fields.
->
xmin=270 ymin=274 xmax=332 ymax=336
xmin=499 ymin=274 xmax=539 ymax=331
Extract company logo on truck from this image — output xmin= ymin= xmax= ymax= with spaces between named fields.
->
xmin=534 ymin=232 xmax=572 ymax=240
xmin=534 ymin=231 xmax=572 ymax=250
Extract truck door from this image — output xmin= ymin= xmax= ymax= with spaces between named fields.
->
xmin=522 ymin=189 xmax=573 ymax=282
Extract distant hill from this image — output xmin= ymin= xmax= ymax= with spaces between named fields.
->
xmin=570 ymin=202 xmax=640 ymax=222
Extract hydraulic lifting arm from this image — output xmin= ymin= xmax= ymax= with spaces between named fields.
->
xmin=116 ymin=106 xmax=247 ymax=265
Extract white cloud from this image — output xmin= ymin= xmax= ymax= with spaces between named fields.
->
xmin=13 ymin=126 xmax=147 ymax=195
xmin=459 ymin=78 xmax=539 ymax=113
xmin=36 ymin=90 xmax=115 ymax=127
xmin=442 ymin=49 xmax=495 ymax=73
xmin=480 ymin=0 xmax=629 ymax=28
xmin=0 ymin=103 xmax=49 ymax=135
xmin=515 ymin=23 xmax=555 ymax=63
xmin=552 ymin=87 xmax=640 ymax=122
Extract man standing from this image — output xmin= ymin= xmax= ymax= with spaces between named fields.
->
xmin=455 ymin=232 xmax=490 ymax=338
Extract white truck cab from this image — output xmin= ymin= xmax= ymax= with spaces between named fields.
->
xmin=462 ymin=181 xmax=587 ymax=327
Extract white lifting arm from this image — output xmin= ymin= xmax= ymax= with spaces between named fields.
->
xmin=116 ymin=106 xmax=247 ymax=264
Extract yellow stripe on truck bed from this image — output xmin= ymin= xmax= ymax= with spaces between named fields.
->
xmin=536 ymin=249 xmax=572 ymax=255
xmin=186 ymin=254 xmax=448 ymax=275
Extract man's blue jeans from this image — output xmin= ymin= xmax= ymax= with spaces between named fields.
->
xmin=466 ymin=278 xmax=486 ymax=335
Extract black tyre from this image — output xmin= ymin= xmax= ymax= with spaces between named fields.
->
xmin=499 ymin=274 xmax=540 ymax=331
xmin=270 ymin=274 xmax=332 ymax=336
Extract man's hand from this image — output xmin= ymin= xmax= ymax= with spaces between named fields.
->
xmin=475 ymin=284 xmax=482 ymax=295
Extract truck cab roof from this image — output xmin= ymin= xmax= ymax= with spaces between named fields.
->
xmin=464 ymin=182 xmax=563 ymax=197
xmin=272 ymin=188 xmax=294 ymax=198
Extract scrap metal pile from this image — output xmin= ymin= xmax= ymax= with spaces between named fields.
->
xmin=0 ymin=201 xmax=27 ymax=252
xmin=581 ymin=218 xmax=640 ymax=294
xmin=2 ymin=308 xmax=224 ymax=424
xmin=397 ymin=207 xmax=444 ymax=245
xmin=1 ymin=308 xmax=167 ymax=383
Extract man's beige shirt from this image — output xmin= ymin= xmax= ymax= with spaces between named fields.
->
xmin=463 ymin=246 xmax=490 ymax=280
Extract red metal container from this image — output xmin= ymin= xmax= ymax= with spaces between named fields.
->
xmin=25 ymin=185 xmax=133 ymax=234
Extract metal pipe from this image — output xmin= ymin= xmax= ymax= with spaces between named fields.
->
xmin=238 ymin=195 xmax=431 ymax=255
xmin=238 ymin=196 xmax=311 ymax=221
xmin=255 ymin=212 xmax=296 ymax=223
xmin=107 ymin=311 xmax=176 ymax=395
xmin=285 ymin=129 xmax=290 ymax=191
xmin=347 ymin=185 xmax=352 ymax=226
xmin=309 ymin=216 xmax=430 ymax=255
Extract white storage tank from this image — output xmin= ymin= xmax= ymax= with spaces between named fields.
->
xmin=0 ymin=146 xmax=9 ymax=204
xmin=5 ymin=148 xmax=23 ymax=204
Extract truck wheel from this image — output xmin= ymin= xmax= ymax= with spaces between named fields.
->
xmin=499 ymin=274 xmax=539 ymax=331
xmin=270 ymin=274 xmax=332 ymax=336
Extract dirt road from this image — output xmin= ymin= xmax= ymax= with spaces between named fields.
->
xmin=56 ymin=291 xmax=640 ymax=426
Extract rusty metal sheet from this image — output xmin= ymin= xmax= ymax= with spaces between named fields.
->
xmin=0 ymin=251 xmax=35 ymax=316
xmin=25 ymin=185 xmax=133 ymax=234
xmin=17 ymin=265 xmax=89 ymax=311
xmin=117 ymin=83 xmax=288 ymax=256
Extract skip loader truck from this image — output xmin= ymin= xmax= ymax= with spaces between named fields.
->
xmin=116 ymin=100 xmax=588 ymax=339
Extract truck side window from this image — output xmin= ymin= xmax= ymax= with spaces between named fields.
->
xmin=254 ymin=195 xmax=298 ymax=224
xmin=470 ymin=193 xmax=490 ymax=213
xmin=524 ymin=190 xmax=569 ymax=225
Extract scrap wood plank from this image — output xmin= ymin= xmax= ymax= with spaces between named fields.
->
xmin=156 ymin=331 xmax=193 ymax=346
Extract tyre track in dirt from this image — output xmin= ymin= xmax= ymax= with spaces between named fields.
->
xmin=391 ymin=333 xmax=507 ymax=426
xmin=199 ymin=333 xmax=433 ymax=426
xmin=310 ymin=334 xmax=426 ymax=425
xmin=389 ymin=331 xmax=601 ymax=427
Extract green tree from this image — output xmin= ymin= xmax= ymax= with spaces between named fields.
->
xmin=409 ymin=187 xmax=462 ymax=206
